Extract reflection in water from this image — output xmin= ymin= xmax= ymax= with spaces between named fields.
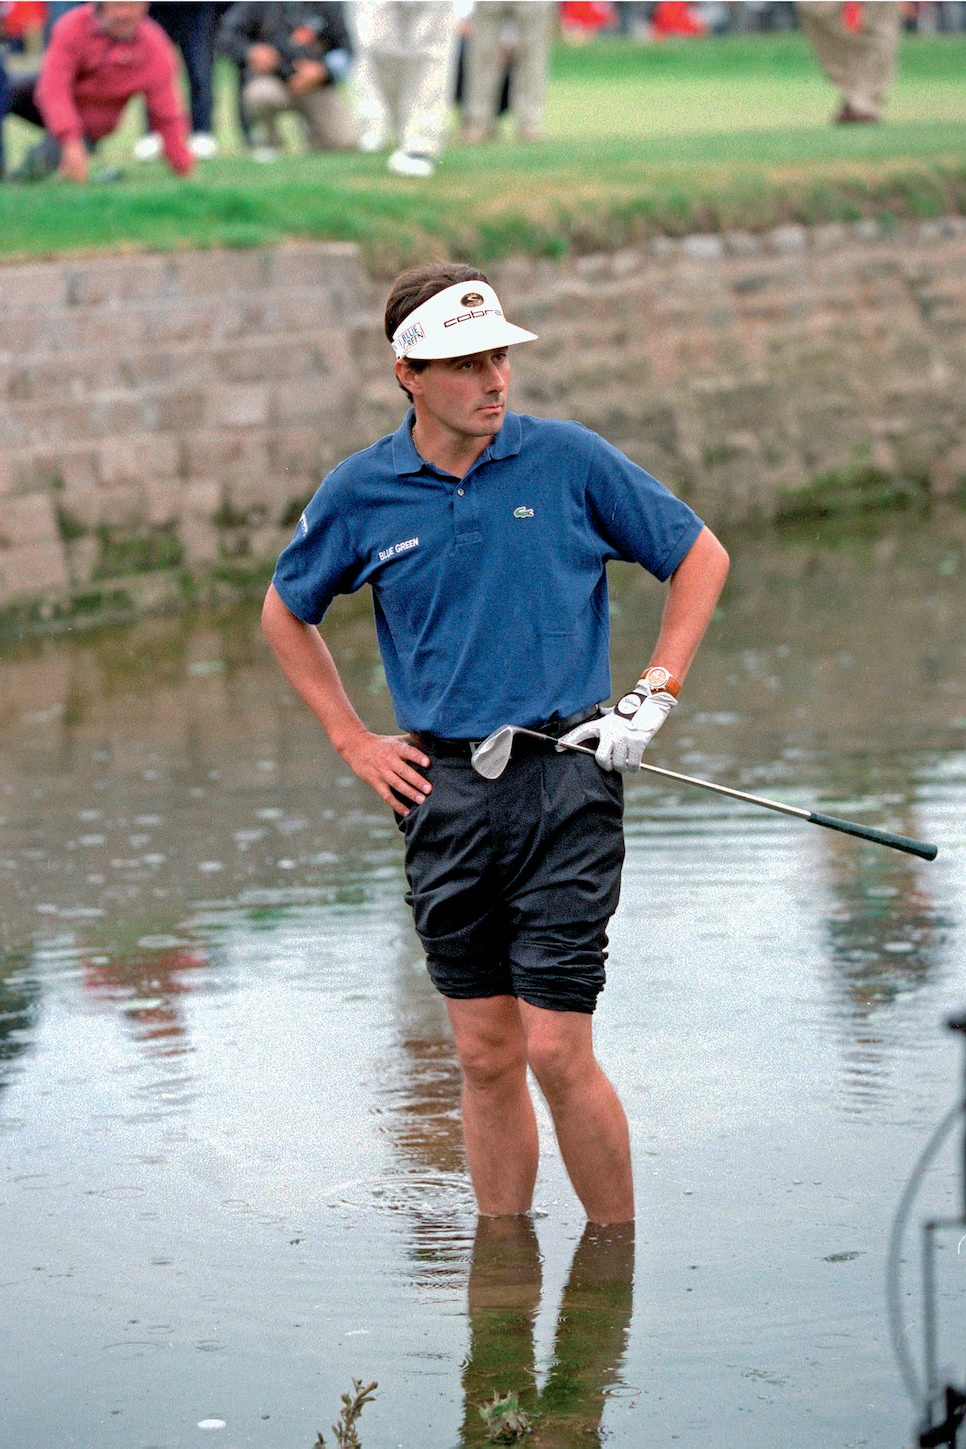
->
xmin=1 ymin=515 xmax=965 ymax=1447
xmin=373 ymin=957 xmax=639 ymax=1442
xmin=461 ymin=1217 xmax=634 ymax=1448
xmin=0 ymin=950 xmax=38 ymax=1095
xmin=81 ymin=937 xmax=209 ymax=1058
xmin=817 ymin=803 xmax=949 ymax=1105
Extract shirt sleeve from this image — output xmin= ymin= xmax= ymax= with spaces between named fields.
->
xmin=322 ymin=46 xmax=350 ymax=83
xmin=216 ymin=2 xmax=260 ymax=66
xmin=34 ymin=14 xmax=86 ymax=143
xmin=271 ymin=476 xmax=364 ymax=625
xmin=585 ymin=431 xmax=704 ymax=581
xmin=144 ymin=28 xmax=193 ymax=175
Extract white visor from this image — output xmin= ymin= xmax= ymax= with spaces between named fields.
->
xmin=392 ymin=280 xmax=537 ymax=360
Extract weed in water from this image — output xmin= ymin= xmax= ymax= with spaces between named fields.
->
xmin=479 ymin=1390 xmax=533 ymax=1443
xmin=315 ymin=1379 xmax=378 ymax=1449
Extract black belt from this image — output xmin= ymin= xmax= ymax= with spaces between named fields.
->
xmin=411 ymin=705 xmax=600 ymax=761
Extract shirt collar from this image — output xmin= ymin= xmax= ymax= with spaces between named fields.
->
xmin=391 ymin=409 xmax=523 ymax=476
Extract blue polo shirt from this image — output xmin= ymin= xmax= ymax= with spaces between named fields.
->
xmin=272 ymin=410 xmax=703 ymax=738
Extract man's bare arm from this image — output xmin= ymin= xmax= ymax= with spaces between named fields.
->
xmin=646 ymin=525 xmax=729 ymax=682
xmin=261 ymin=584 xmax=431 ymax=815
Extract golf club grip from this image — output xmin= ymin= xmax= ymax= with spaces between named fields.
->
xmin=808 ymin=810 xmax=938 ymax=861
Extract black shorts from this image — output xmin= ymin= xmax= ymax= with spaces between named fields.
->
xmin=397 ymin=747 xmax=624 ymax=1014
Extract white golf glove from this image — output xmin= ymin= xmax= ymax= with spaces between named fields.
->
xmin=559 ymin=683 xmax=677 ymax=773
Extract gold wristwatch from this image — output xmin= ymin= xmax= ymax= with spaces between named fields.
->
xmin=613 ymin=668 xmax=681 ymax=721
xmin=637 ymin=666 xmax=680 ymax=698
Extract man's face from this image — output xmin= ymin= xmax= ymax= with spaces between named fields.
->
xmin=397 ymin=349 xmax=512 ymax=442
xmin=97 ymin=2 xmax=149 ymax=41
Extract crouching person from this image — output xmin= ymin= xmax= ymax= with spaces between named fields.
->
xmin=7 ymin=1 xmax=192 ymax=182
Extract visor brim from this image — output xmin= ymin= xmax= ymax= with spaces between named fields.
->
xmin=401 ymin=319 xmax=538 ymax=360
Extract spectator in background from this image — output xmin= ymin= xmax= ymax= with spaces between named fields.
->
xmin=462 ymin=1 xmax=553 ymax=144
xmin=351 ymin=0 xmax=460 ymax=178
xmin=135 ymin=2 xmax=219 ymax=160
xmin=797 ymin=1 xmax=901 ymax=122
xmin=5 ymin=1 xmax=192 ymax=181
xmin=217 ymin=2 xmax=356 ymax=160
xmin=1 ymin=0 xmax=46 ymax=55
xmin=559 ymin=1 xmax=618 ymax=40
xmin=0 ymin=49 xmax=9 ymax=177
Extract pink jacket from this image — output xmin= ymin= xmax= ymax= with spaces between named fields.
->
xmin=35 ymin=4 xmax=193 ymax=175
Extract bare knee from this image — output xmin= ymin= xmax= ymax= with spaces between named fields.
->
xmin=447 ymin=997 xmax=529 ymax=1097
xmin=458 ymin=1034 xmax=528 ymax=1096
xmin=526 ymin=1029 xmax=594 ymax=1104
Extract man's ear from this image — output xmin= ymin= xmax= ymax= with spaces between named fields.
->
xmin=394 ymin=357 xmax=422 ymax=398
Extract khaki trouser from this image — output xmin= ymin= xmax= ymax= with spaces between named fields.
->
xmin=797 ymin=1 xmax=901 ymax=118
xmin=350 ymin=1 xmax=459 ymax=158
xmin=242 ymin=74 xmax=358 ymax=151
xmin=464 ymin=0 xmax=553 ymax=136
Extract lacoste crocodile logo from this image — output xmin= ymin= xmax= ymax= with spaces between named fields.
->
xmin=513 ymin=507 xmax=535 ymax=519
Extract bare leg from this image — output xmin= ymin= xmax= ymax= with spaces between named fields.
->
xmin=446 ymin=995 xmax=539 ymax=1215
xmin=519 ymin=1001 xmax=634 ymax=1224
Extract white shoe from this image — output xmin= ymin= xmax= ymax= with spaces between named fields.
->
xmin=189 ymin=132 xmax=219 ymax=159
xmin=387 ymin=149 xmax=435 ymax=178
xmin=252 ymin=146 xmax=280 ymax=163
xmin=133 ymin=133 xmax=162 ymax=162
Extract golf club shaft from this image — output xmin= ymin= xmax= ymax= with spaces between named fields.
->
xmin=516 ymin=729 xmax=938 ymax=862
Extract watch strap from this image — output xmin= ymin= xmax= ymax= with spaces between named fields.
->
xmin=636 ymin=666 xmax=681 ymax=698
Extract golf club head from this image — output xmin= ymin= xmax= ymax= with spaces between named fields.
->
xmin=470 ymin=727 xmax=516 ymax=779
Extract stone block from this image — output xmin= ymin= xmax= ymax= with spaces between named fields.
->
xmin=0 ymin=263 xmax=75 ymax=315
xmin=258 ymin=287 xmax=356 ymax=336
xmin=62 ymin=253 xmax=175 ymax=306
xmin=249 ymin=524 xmax=290 ymax=561
xmin=118 ymin=344 xmax=207 ymax=391
xmin=97 ymin=484 xmax=148 ymax=529
xmin=145 ymin=479 xmax=185 ymax=527
xmin=931 ymin=445 xmax=966 ymax=498
xmin=134 ymin=298 xmax=226 ymax=347
xmin=213 ymin=338 xmax=313 ymax=383
xmin=271 ymin=242 xmax=368 ymax=314
xmin=87 ymin=392 xmax=149 ymax=439
xmin=98 ymin=434 xmax=180 ymax=485
xmin=0 ymin=492 xmax=61 ymax=548
xmin=142 ymin=386 xmax=207 ymax=433
xmin=56 ymin=486 xmax=99 ymax=532
xmin=66 ymin=535 xmax=100 ymax=586
xmin=171 ymin=248 xmax=272 ymax=298
xmin=273 ymin=425 xmax=324 ymax=477
xmin=224 ymin=475 xmax=289 ymax=522
xmin=768 ymin=225 xmax=807 ymax=254
xmin=682 ymin=234 xmax=725 ymax=262
xmin=179 ymin=518 xmax=220 ymax=565
xmin=812 ymin=223 xmax=849 ymax=252
xmin=56 ymin=447 xmax=100 ymax=492
xmin=0 ymin=539 xmax=70 ymax=601
xmin=274 ymin=371 xmax=354 ymax=423
xmin=7 ymin=350 xmax=118 ymax=404
xmin=184 ymin=479 xmax=223 ymax=518
xmin=206 ymin=382 xmax=271 ymax=429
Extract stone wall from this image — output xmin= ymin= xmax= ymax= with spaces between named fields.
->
xmin=2 ymin=221 xmax=965 ymax=625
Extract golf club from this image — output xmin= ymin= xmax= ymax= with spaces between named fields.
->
xmin=470 ymin=726 xmax=939 ymax=863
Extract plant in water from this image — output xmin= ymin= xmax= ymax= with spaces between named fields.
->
xmin=314 ymin=1379 xmax=378 ymax=1449
xmin=478 ymin=1389 xmax=532 ymax=1443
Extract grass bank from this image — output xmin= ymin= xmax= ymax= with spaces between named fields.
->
xmin=1 ymin=32 xmax=964 ymax=271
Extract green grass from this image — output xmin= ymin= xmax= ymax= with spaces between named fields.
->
xmin=1 ymin=33 xmax=964 ymax=270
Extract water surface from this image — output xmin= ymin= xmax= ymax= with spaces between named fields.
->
xmin=2 ymin=513 xmax=965 ymax=1448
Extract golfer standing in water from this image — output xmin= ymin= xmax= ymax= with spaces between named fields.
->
xmin=262 ymin=263 xmax=729 ymax=1223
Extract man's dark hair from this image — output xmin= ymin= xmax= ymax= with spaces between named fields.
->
xmin=385 ymin=262 xmax=489 ymax=401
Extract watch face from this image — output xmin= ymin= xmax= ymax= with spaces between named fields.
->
xmin=644 ymin=667 xmax=671 ymax=692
